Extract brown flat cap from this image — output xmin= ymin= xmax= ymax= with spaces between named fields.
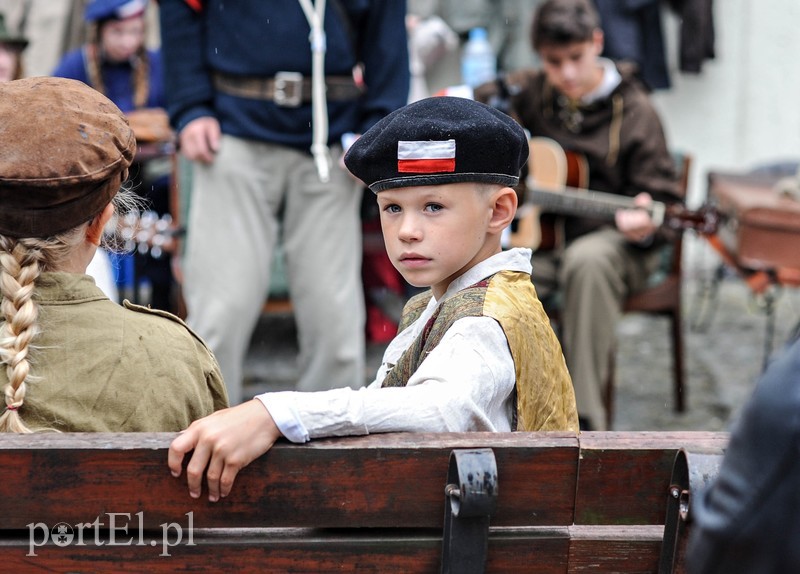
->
xmin=0 ymin=76 xmax=136 ymax=238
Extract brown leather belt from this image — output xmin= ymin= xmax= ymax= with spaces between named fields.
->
xmin=212 ymin=71 xmax=363 ymax=107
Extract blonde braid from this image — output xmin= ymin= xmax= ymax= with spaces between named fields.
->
xmin=0 ymin=237 xmax=44 ymax=433
xmin=0 ymin=227 xmax=87 ymax=433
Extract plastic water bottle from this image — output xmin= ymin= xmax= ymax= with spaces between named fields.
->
xmin=461 ymin=27 xmax=497 ymax=88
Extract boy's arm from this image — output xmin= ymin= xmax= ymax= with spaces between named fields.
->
xmin=168 ymin=400 xmax=282 ymax=502
xmin=281 ymin=318 xmax=515 ymax=437
xmin=168 ymin=317 xmax=516 ymax=500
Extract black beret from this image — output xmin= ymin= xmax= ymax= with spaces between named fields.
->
xmin=0 ymin=77 xmax=135 ymax=238
xmin=344 ymin=96 xmax=528 ymax=192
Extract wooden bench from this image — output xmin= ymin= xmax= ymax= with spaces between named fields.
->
xmin=0 ymin=431 xmax=727 ymax=573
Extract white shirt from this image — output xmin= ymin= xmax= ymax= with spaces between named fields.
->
xmin=257 ymin=248 xmax=533 ymax=443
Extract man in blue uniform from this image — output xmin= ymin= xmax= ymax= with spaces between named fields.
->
xmin=159 ymin=1 xmax=409 ymax=403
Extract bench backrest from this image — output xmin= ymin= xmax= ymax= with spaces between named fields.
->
xmin=0 ymin=431 xmax=727 ymax=572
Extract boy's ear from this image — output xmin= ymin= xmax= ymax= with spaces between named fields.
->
xmin=488 ymin=186 xmax=518 ymax=233
xmin=592 ymin=28 xmax=604 ymax=56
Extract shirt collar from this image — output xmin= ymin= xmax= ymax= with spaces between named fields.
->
xmin=32 ymin=272 xmax=109 ymax=304
xmin=432 ymin=247 xmax=532 ymax=308
xmin=581 ymin=58 xmax=621 ymax=105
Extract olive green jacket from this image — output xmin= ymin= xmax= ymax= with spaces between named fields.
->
xmin=2 ymin=272 xmax=228 ymax=432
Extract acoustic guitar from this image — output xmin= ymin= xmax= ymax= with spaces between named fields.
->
xmin=509 ymin=137 xmax=718 ymax=251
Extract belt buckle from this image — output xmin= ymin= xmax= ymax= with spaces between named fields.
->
xmin=274 ymin=71 xmax=303 ymax=107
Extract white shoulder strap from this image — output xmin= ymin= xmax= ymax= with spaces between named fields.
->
xmin=298 ymin=0 xmax=333 ymax=182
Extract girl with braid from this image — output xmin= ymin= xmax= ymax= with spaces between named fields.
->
xmin=0 ymin=77 xmax=227 ymax=434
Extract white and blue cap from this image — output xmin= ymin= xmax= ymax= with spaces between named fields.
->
xmin=85 ymin=0 xmax=148 ymax=22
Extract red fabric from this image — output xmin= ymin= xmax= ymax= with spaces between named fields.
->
xmin=397 ymin=158 xmax=456 ymax=173
xmin=362 ymin=219 xmax=405 ymax=344
xmin=184 ymin=0 xmax=203 ymax=11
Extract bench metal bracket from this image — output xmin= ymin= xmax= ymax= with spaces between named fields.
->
xmin=659 ymin=449 xmax=724 ymax=574
xmin=440 ymin=448 xmax=498 ymax=574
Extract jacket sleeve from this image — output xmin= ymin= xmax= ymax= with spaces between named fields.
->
xmin=354 ymin=0 xmax=410 ymax=133
xmin=622 ymin=93 xmax=682 ymax=206
xmin=687 ymin=339 xmax=800 ymax=573
xmin=158 ymin=0 xmax=217 ymax=131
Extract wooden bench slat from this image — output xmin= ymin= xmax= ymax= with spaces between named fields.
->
xmin=0 ymin=527 xmax=664 ymax=573
xmin=574 ymin=432 xmax=728 ymax=525
xmin=1 ymin=432 xmax=579 ymax=530
xmin=1 ymin=527 xmax=575 ymax=573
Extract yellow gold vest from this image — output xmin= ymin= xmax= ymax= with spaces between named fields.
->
xmin=383 ymin=270 xmax=578 ymax=432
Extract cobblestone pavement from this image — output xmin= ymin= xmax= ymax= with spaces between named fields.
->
xmin=243 ymin=240 xmax=800 ymax=432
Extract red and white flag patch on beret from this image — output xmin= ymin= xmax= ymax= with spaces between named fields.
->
xmin=397 ymin=140 xmax=456 ymax=173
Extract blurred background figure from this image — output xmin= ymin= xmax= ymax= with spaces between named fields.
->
xmin=405 ymin=4 xmax=458 ymax=102
xmin=0 ymin=12 xmax=27 ymax=81
xmin=159 ymin=1 xmax=409 ymax=405
xmin=406 ymin=0 xmax=541 ymax=99
xmin=53 ymin=0 xmax=160 ymax=111
xmin=52 ymin=0 xmax=176 ymax=312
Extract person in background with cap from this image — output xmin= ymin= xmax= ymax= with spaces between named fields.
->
xmin=168 ymin=96 xmax=578 ymax=503
xmin=53 ymin=0 xmax=175 ymax=313
xmin=0 ymin=77 xmax=227 ymax=434
xmin=158 ymin=1 xmax=409 ymax=406
xmin=53 ymin=0 xmax=161 ymax=113
xmin=0 ymin=12 xmax=26 ymax=82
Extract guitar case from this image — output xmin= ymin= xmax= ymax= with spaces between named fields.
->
xmin=707 ymin=171 xmax=800 ymax=271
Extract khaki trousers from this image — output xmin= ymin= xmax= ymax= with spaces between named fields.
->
xmin=532 ymin=227 xmax=661 ymax=430
xmin=183 ymin=135 xmax=366 ymax=404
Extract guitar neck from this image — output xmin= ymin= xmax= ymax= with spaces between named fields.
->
xmin=526 ymin=185 xmax=666 ymax=226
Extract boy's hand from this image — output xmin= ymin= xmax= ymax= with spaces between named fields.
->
xmin=168 ymin=400 xmax=281 ymax=502
xmin=616 ymin=192 xmax=658 ymax=243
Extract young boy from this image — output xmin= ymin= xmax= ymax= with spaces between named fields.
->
xmin=474 ymin=0 xmax=682 ymax=431
xmin=168 ymin=96 xmax=578 ymax=502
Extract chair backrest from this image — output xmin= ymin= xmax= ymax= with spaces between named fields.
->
xmin=666 ymin=151 xmax=693 ymax=275
xmin=673 ymin=151 xmax=693 ymax=198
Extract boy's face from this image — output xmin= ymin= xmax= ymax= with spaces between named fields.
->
xmin=377 ymin=182 xmax=499 ymax=300
xmin=538 ymin=29 xmax=604 ymax=101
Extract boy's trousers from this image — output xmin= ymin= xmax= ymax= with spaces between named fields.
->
xmin=531 ymin=227 xmax=661 ymax=430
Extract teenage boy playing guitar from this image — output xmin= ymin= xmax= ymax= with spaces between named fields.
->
xmin=475 ymin=0 xmax=682 ymax=431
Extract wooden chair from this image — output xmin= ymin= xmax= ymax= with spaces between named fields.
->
xmin=605 ymin=152 xmax=693 ymax=428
